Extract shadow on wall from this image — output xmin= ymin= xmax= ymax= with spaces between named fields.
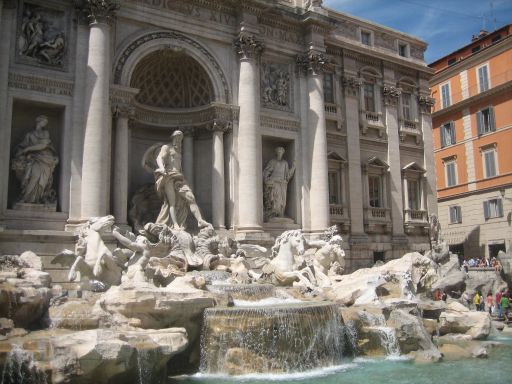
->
xmin=465 ymin=225 xmax=485 ymax=259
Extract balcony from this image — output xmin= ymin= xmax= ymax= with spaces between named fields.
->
xmin=404 ymin=209 xmax=429 ymax=235
xmin=329 ymin=204 xmax=350 ymax=232
xmin=363 ymin=207 xmax=391 ymax=233
xmin=399 ymin=119 xmax=421 ymax=144
xmin=324 ymin=103 xmax=339 ymax=121
xmin=360 ymin=110 xmax=384 ymax=136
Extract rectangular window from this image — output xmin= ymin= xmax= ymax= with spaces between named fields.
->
xmin=483 ymin=148 xmax=498 ymax=178
xmin=477 ymin=107 xmax=496 ymax=135
xmin=449 ymin=206 xmax=462 ymax=224
xmin=361 ymin=31 xmax=372 ymax=46
xmin=441 ymin=83 xmax=451 ymax=108
xmin=368 ymin=175 xmax=382 ymax=208
xmin=440 ymin=122 xmax=456 ymax=147
xmin=478 ymin=65 xmax=489 ymax=92
xmin=363 ymin=83 xmax=375 ymax=112
xmin=483 ymin=199 xmax=504 ymax=219
xmin=448 ymin=58 xmax=457 ymax=66
xmin=398 ymin=43 xmax=408 ymax=57
xmin=323 ymin=73 xmax=334 ymax=103
xmin=407 ymin=179 xmax=420 ymax=210
xmin=328 ymin=171 xmax=341 ymax=204
xmin=472 ymin=45 xmax=481 ymax=53
xmin=445 ymin=160 xmax=457 ymax=187
xmin=402 ymin=93 xmax=412 ymax=121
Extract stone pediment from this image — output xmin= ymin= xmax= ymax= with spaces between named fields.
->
xmin=366 ymin=156 xmax=389 ymax=169
xmin=327 ymin=151 xmax=346 ymax=162
xmin=402 ymin=161 xmax=426 ymax=174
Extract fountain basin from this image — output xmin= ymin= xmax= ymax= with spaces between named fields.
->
xmin=200 ymin=302 xmax=347 ymax=375
xmin=205 ymin=284 xmax=275 ymax=301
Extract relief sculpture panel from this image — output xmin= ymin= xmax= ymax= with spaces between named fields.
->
xmin=17 ymin=1 xmax=68 ymax=69
xmin=261 ymin=62 xmax=292 ymax=112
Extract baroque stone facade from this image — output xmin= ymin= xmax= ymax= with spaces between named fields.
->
xmin=0 ymin=0 xmax=436 ymax=280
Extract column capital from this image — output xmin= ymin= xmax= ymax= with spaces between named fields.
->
xmin=75 ymin=0 xmax=120 ymax=26
xmin=418 ymin=95 xmax=435 ymax=114
xmin=207 ymin=119 xmax=232 ymax=133
xmin=234 ymin=32 xmax=264 ymax=61
xmin=382 ymin=85 xmax=402 ymax=106
xmin=112 ymin=103 xmax=135 ymax=119
xmin=342 ymin=75 xmax=363 ymax=97
xmin=296 ymin=50 xmax=328 ymax=76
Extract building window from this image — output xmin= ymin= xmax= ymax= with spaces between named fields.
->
xmin=368 ymin=175 xmax=382 ymax=208
xmin=407 ymin=179 xmax=420 ymax=210
xmin=361 ymin=30 xmax=372 ymax=46
xmin=477 ymin=107 xmax=496 ymax=135
xmin=449 ymin=206 xmax=462 ymax=224
xmin=440 ymin=122 xmax=456 ymax=147
xmin=402 ymin=92 xmax=413 ymax=121
xmin=491 ymin=34 xmax=502 ymax=43
xmin=363 ymin=83 xmax=376 ymax=112
xmin=472 ymin=45 xmax=481 ymax=53
xmin=447 ymin=58 xmax=457 ymax=66
xmin=328 ymin=171 xmax=342 ymax=204
xmin=483 ymin=198 xmax=503 ymax=220
xmin=477 ymin=65 xmax=490 ymax=92
xmin=398 ymin=43 xmax=409 ymax=57
xmin=445 ymin=160 xmax=457 ymax=187
xmin=441 ymin=83 xmax=451 ymax=108
xmin=482 ymin=148 xmax=498 ymax=178
xmin=323 ymin=73 xmax=334 ymax=103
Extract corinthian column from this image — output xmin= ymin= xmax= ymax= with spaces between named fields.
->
xmin=234 ymin=31 xmax=264 ymax=232
xmin=210 ymin=121 xmax=230 ymax=230
xmin=297 ymin=51 xmax=330 ymax=233
xmin=79 ymin=0 xmax=119 ymax=219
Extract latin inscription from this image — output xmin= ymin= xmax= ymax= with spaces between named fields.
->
xmin=137 ymin=0 xmax=236 ymax=27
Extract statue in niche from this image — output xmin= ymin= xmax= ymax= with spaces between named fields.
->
xmin=11 ymin=115 xmax=59 ymax=205
xmin=18 ymin=6 xmax=66 ymax=66
xmin=143 ymin=130 xmax=210 ymax=230
xmin=263 ymin=147 xmax=295 ymax=221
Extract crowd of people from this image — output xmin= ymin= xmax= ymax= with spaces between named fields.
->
xmin=461 ymin=256 xmax=503 ymax=274
xmin=459 ymin=289 xmax=510 ymax=321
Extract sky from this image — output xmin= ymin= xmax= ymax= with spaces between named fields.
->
xmin=323 ymin=0 xmax=512 ymax=63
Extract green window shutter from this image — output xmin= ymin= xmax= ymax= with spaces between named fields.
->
xmin=451 ymin=122 xmax=456 ymax=143
xmin=476 ymin=111 xmax=483 ymax=135
xmin=498 ymin=199 xmax=504 ymax=217
xmin=490 ymin=107 xmax=496 ymax=131
xmin=483 ymin=201 xmax=490 ymax=220
xmin=440 ymin=125 xmax=446 ymax=147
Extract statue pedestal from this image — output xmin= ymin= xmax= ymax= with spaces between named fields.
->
xmin=13 ymin=202 xmax=57 ymax=212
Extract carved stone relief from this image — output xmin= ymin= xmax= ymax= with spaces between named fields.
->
xmin=261 ymin=62 xmax=292 ymax=111
xmin=16 ymin=1 xmax=68 ymax=69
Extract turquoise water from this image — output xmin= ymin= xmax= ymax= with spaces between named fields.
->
xmin=169 ymin=336 xmax=512 ymax=384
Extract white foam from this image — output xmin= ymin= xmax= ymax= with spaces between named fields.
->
xmin=189 ymin=363 xmax=358 ymax=381
xmin=233 ymin=297 xmax=304 ymax=307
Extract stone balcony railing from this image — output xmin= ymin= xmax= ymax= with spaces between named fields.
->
xmin=404 ymin=209 xmax=428 ymax=222
xmin=365 ymin=111 xmax=380 ymax=123
xmin=399 ymin=118 xmax=421 ymax=144
xmin=324 ymin=103 xmax=338 ymax=119
xmin=363 ymin=207 xmax=391 ymax=233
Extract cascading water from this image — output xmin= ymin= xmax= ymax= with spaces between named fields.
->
xmin=0 ymin=344 xmax=47 ymax=384
xmin=359 ymin=312 xmax=401 ymax=357
xmin=199 ymin=302 xmax=347 ymax=375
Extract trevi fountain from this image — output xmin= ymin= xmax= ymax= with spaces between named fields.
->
xmin=1 ymin=129 xmax=512 ymax=384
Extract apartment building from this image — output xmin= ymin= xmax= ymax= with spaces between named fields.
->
xmin=430 ymin=25 xmax=512 ymax=259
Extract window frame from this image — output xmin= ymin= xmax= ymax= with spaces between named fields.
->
xmin=483 ymin=198 xmax=504 ymax=220
xmin=359 ymin=29 xmax=373 ymax=47
xmin=323 ymin=72 xmax=335 ymax=104
xmin=477 ymin=63 xmax=490 ymax=93
xmin=449 ymin=205 xmax=462 ymax=224
xmin=481 ymin=146 xmax=498 ymax=179
xmin=444 ymin=159 xmax=457 ymax=188
xmin=440 ymin=121 xmax=456 ymax=147
xmin=477 ymin=106 xmax=496 ymax=135
xmin=407 ymin=179 xmax=420 ymax=211
xmin=440 ymin=82 xmax=451 ymax=109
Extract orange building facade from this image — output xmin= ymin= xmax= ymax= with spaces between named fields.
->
xmin=429 ymin=25 xmax=512 ymax=259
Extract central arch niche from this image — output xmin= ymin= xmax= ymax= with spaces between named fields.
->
xmin=130 ymin=50 xmax=214 ymax=109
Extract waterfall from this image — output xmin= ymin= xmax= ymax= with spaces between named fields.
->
xmin=206 ymin=284 xmax=275 ymax=301
xmin=200 ymin=303 xmax=347 ymax=374
xmin=358 ymin=311 xmax=401 ymax=357
xmin=136 ymin=348 xmax=153 ymax=384
xmin=0 ymin=344 xmax=47 ymax=384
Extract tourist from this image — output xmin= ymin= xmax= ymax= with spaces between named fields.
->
xmin=462 ymin=259 xmax=469 ymax=274
xmin=497 ymin=289 xmax=504 ymax=318
xmin=495 ymin=260 xmax=503 ymax=273
xmin=462 ymin=291 xmax=471 ymax=308
xmin=486 ymin=291 xmax=493 ymax=315
xmin=441 ymin=290 xmax=447 ymax=302
xmin=473 ymin=291 xmax=481 ymax=311
xmin=500 ymin=293 xmax=509 ymax=321
xmin=468 ymin=258 xmax=476 ymax=267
